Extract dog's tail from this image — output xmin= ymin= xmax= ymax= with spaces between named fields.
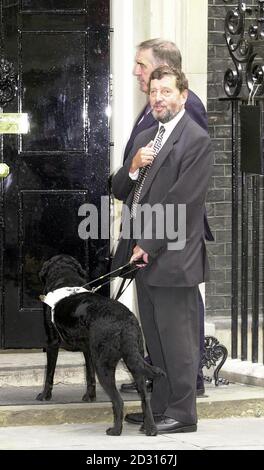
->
xmin=124 ymin=351 xmax=166 ymax=380
xmin=136 ymin=357 xmax=166 ymax=380
xmin=121 ymin=321 xmax=166 ymax=380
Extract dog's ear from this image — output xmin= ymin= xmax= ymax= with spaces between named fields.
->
xmin=70 ymin=257 xmax=87 ymax=279
xmin=77 ymin=265 xmax=88 ymax=279
xmin=39 ymin=259 xmax=52 ymax=283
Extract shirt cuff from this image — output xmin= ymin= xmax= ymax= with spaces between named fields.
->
xmin=129 ymin=169 xmax=139 ymax=180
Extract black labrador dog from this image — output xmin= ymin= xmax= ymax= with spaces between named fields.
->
xmin=38 ymin=254 xmax=165 ymax=435
xmin=37 ymin=255 xmax=96 ymax=404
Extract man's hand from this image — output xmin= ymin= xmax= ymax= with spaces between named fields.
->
xmin=129 ymin=141 xmax=154 ymax=173
xmin=130 ymin=245 xmax=149 ymax=267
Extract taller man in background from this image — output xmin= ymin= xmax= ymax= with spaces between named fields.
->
xmin=119 ymin=39 xmax=213 ymax=405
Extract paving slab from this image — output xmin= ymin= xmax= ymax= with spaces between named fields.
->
xmin=0 ymin=417 xmax=264 ymax=450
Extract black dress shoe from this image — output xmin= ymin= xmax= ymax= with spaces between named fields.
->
xmin=196 ymin=387 xmax=205 ymax=397
xmin=120 ymin=380 xmax=152 ymax=393
xmin=125 ymin=412 xmax=162 ymax=425
xmin=156 ymin=417 xmax=197 ymax=434
xmin=120 ymin=381 xmax=137 ymax=392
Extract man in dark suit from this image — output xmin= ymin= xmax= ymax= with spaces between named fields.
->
xmin=112 ymin=66 xmax=212 ymax=432
xmin=119 ymin=39 xmax=213 ymax=399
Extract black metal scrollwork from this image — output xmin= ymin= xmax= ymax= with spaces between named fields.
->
xmin=223 ymin=0 xmax=264 ymax=97
xmin=0 ymin=57 xmax=17 ymax=108
xmin=202 ymin=336 xmax=228 ymax=386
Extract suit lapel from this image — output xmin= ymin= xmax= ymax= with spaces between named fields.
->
xmin=139 ymin=113 xmax=190 ymax=202
xmin=124 ymin=110 xmax=156 ymax=162
xmin=136 ymin=111 xmax=156 ymax=132
xmin=130 ymin=112 xmax=156 ymax=148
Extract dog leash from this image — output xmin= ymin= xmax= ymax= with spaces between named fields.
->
xmin=80 ymin=262 xmax=140 ymax=298
xmin=40 ymin=262 xmax=140 ymax=309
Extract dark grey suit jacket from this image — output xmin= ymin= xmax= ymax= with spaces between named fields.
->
xmin=112 ymin=113 xmax=213 ymax=287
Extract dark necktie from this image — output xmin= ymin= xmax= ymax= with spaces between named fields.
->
xmin=131 ymin=125 xmax=165 ymax=219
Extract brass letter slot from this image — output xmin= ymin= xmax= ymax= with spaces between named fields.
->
xmin=0 ymin=113 xmax=29 ymax=134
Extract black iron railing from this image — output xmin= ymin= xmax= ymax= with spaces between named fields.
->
xmin=222 ymin=0 xmax=264 ymax=364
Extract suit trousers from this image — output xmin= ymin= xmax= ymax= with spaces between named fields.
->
xmin=135 ymin=269 xmax=200 ymax=425
xmin=197 ymin=290 xmax=205 ymax=389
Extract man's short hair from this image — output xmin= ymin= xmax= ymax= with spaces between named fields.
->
xmin=148 ymin=65 xmax=189 ymax=94
xmin=138 ymin=38 xmax=182 ymax=69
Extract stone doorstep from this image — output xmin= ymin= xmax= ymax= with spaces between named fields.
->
xmin=0 ymin=365 xmax=131 ymax=388
xmin=2 ymin=352 xmax=264 ymax=427
xmin=1 ymin=398 xmax=264 ymax=427
xmin=0 ymin=352 xmax=131 ymax=387
xmin=221 ymin=358 xmax=264 ymax=388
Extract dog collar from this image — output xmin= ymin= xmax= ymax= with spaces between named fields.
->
xmin=41 ymin=287 xmax=89 ymax=322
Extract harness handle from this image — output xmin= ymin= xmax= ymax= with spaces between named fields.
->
xmin=83 ymin=262 xmax=143 ymax=299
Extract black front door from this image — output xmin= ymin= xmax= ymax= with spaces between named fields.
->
xmin=0 ymin=0 xmax=110 ymax=348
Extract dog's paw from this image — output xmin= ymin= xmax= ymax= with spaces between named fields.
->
xmin=139 ymin=423 xmax=157 ymax=436
xmin=36 ymin=391 xmax=52 ymax=401
xmin=82 ymin=393 xmax=96 ymax=402
xmin=145 ymin=425 xmax=157 ymax=436
xmin=106 ymin=427 xmax=122 ymax=436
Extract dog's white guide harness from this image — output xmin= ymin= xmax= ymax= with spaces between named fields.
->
xmin=42 ymin=287 xmax=89 ymax=323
